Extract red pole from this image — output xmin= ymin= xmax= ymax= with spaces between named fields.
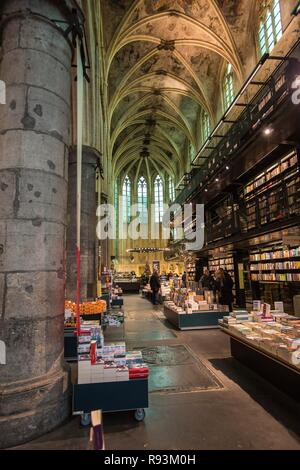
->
xmin=76 ymin=246 xmax=81 ymax=336
xmin=76 ymin=36 xmax=83 ymax=338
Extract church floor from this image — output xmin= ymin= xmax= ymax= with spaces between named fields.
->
xmin=14 ymin=295 xmax=300 ymax=450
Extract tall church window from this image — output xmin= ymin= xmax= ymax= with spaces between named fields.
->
xmin=202 ymin=111 xmax=211 ymax=143
xmin=122 ymin=175 xmax=131 ymax=223
xmin=223 ymin=63 xmax=234 ymax=111
xmin=259 ymin=0 xmax=282 ymax=56
xmin=169 ymin=177 xmax=175 ymax=202
xmin=137 ymin=176 xmax=148 ymax=224
xmin=154 ymin=175 xmax=164 ymax=223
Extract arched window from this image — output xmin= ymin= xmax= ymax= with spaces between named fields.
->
xmin=122 ymin=175 xmax=131 ymax=223
xmin=259 ymin=0 xmax=282 ymax=56
xmin=223 ymin=63 xmax=234 ymax=111
xmin=114 ymin=181 xmax=118 ymax=208
xmin=169 ymin=177 xmax=175 ymax=202
xmin=137 ymin=176 xmax=148 ymax=224
xmin=154 ymin=175 xmax=164 ymax=223
xmin=189 ymin=142 xmax=194 ymax=162
xmin=202 ymin=112 xmax=211 ymax=143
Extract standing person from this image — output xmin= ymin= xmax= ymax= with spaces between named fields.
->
xmin=150 ymin=270 xmax=161 ymax=305
xmin=200 ymin=268 xmax=215 ymax=291
xmin=182 ymin=271 xmax=187 ymax=288
xmin=215 ymin=268 xmax=234 ymax=312
xmin=141 ymin=271 xmax=149 ymax=287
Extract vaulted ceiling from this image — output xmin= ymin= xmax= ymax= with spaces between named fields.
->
xmin=101 ymin=0 xmax=257 ymax=183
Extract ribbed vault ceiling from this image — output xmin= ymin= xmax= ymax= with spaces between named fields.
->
xmin=102 ymin=0 xmax=255 ymax=182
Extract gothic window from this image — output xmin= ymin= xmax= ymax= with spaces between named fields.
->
xmin=259 ymin=0 xmax=282 ymax=56
xmin=137 ymin=176 xmax=148 ymax=224
xmin=122 ymin=175 xmax=131 ymax=223
xmin=154 ymin=175 xmax=164 ymax=223
xmin=223 ymin=63 xmax=234 ymax=110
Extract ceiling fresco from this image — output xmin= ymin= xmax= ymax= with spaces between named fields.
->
xmin=102 ymin=0 xmax=257 ymax=182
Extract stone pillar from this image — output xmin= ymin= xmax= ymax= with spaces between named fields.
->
xmin=66 ymin=146 xmax=99 ymax=301
xmin=0 ymin=0 xmax=83 ymax=448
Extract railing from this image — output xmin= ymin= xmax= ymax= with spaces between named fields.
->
xmin=175 ymin=42 xmax=300 ymax=206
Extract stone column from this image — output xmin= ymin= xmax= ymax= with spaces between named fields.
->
xmin=0 ymin=0 xmax=83 ymax=448
xmin=66 ymin=146 xmax=99 ymax=301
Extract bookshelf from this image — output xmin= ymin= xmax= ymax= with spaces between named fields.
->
xmin=209 ymin=255 xmax=234 ymax=276
xmin=186 ymin=261 xmax=196 ymax=282
xmin=241 ymin=150 xmax=298 ymax=232
xmin=208 ymin=255 xmax=235 ymax=294
xmin=249 ymin=246 xmax=300 ymax=283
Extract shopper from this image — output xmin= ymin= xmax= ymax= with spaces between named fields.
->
xmin=182 ymin=271 xmax=187 ymax=288
xmin=150 ymin=270 xmax=161 ymax=305
xmin=141 ymin=272 xmax=149 ymax=287
xmin=214 ymin=268 xmax=234 ymax=312
xmin=200 ymin=268 xmax=215 ymax=291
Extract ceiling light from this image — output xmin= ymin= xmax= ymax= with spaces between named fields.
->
xmin=226 ymin=166 xmax=230 ymax=170
xmin=264 ymin=127 xmax=273 ymax=136
xmin=215 ymin=178 xmax=219 ymax=182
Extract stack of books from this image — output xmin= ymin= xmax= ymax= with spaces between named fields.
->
xmin=77 ymin=327 xmax=148 ymax=384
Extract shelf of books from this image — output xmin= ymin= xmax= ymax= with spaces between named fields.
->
xmin=241 ymin=150 xmax=299 ymax=232
xmin=249 ymin=246 xmax=300 ymax=283
xmin=186 ymin=260 xmax=196 ymax=282
xmin=208 ymin=255 xmax=236 ymax=294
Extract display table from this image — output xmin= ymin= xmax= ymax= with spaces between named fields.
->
xmin=111 ymin=298 xmax=124 ymax=308
xmin=64 ymin=314 xmax=102 ymax=361
xmin=114 ymin=280 xmax=140 ymax=294
xmin=220 ymin=325 xmax=300 ymax=403
xmin=80 ymin=313 xmax=102 ymax=322
xmin=164 ymin=305 xmax=227 ymax=330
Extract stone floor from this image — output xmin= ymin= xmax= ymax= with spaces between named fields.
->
xmin=14 ymin=295 xmax=300 ymax=450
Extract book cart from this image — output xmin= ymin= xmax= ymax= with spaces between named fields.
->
xmin=73 ymin=379 xmax=149 ymax=426
xmin=72 ymin=307 xmax=149 ymax=426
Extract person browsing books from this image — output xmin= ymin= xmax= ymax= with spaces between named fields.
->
xmin=214 ymin=268 xmax=234 ymax=312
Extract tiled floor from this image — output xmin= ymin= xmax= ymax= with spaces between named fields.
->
xmin=14 ymin=295 xmax=300 ymax=450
